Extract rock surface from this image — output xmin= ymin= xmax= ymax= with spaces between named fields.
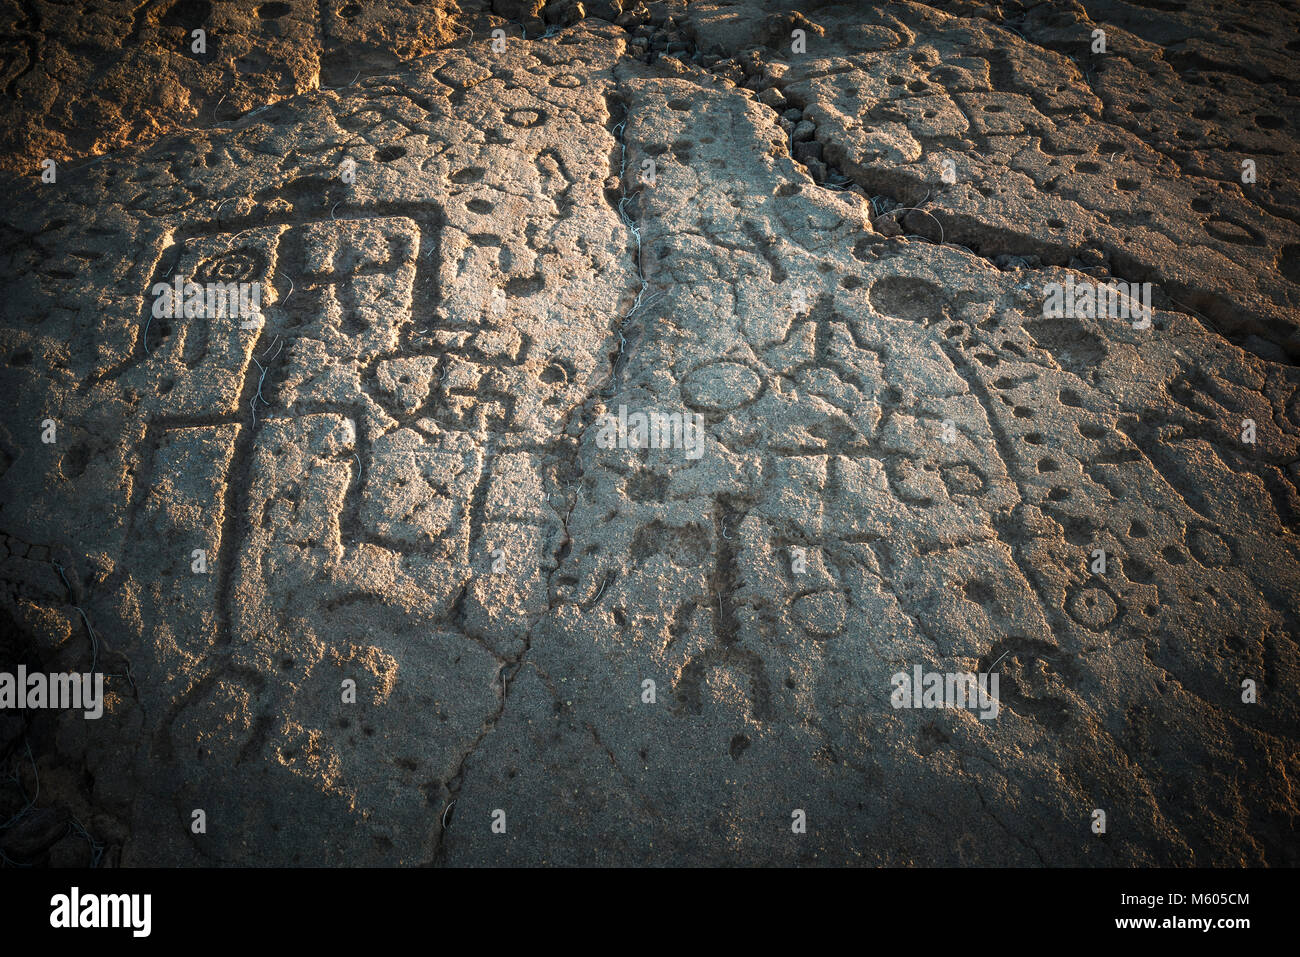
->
xmin=0 ymin=0 xmax=1297 ymax=866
